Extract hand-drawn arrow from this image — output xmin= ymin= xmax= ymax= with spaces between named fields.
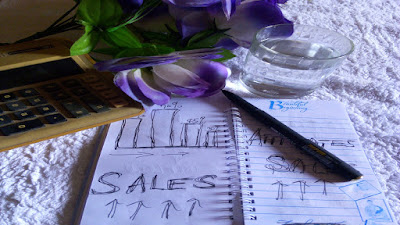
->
xmin=127 ymin=201 xmax=150 ymax=221
xmin=105 ymin=199 xmax=121 ymax=218
xmin=109 ymin=152 xmax=154 ymax=158
xmin=187 ymin=198 xmax=202 ymax=216
xmin=161 ymin=200 xmax=180 ymax=219
xmin=162 ymin=152 xmax=189 ymax=156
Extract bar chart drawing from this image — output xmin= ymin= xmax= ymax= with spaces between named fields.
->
xmin=150 ymin=109 xmax=179 ymax=148
xmin=179 ymin=117 xmax=205 ymax=147
xmin=114 ymin=108 xmax=226 ymax=150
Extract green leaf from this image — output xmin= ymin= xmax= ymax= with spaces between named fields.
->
xmin=186 ymin=28 xmax=228 ymax=49
xmin=93 ymin=47 xmax=122 ymax=57
xmin=138 ymin=29 xmax=181 ymax=47
xmin=115 ymin=43 xmax=175 ymax=58
xmin=103 ymin=26 xmax=142 ymax=48
xmin=77 ymin=0 xmax=123 ymax=27
xmin=212 ymin=49 xmax=236 ymax=62
xmin=70 ymin=25 xmax=100 ymax=55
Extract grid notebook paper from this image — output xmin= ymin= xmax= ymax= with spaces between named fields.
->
xmin=75 ymin=93 xmax=395 ymax=225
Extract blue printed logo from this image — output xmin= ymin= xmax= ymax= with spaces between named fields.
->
xmin=269 ymin=101 xmax=309 ymax=112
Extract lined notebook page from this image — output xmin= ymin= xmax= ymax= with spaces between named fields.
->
xmin=237 ymin=99 xmax=395 ymax=225
xmin=78 ymin=94 xmax=243 ymax=225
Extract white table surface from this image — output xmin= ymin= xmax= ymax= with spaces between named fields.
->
xmin=0 ymin=0 xmax=399 ymax=224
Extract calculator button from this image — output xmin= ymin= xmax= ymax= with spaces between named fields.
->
xmin=71 ymin=87 xmax=90 ymax=96
xmin=88 ymin=82 xmax=109 ymax=91
xmin=36 ymin=105 xmax=57 ymax=115
xmin=52 ymin=91 xmax=71 ymax=101
xmin=19 ymin=88 xmax=39 ymax=97
xmin=82 ymin=96 xmax=110 ymax=113
xmin=98 ymin=89 xmax=119 ymax=100
xmin=62 ymin=79 xmax=81 ymax=88
xmin=81 ymin=74 xmax=100 ymax=83
xmin=61 ymin=101 xmax=90 ymax=118
xmin=14 ymin=110 xmax=36 ymax=120
xmin=6 ymin=101 xmax=27 ymax=111
xmin=44 ymin=113 xmax=67 ymax=124
xmin=0 ymin=115 xmax=12 ymax=126
xmin=41 ymin=83 xmax=61 ymax=92
xmin=0 ymin=93 xmax=17 ymax=102
xmin=0 ymin=119 xmax=44 ymax=136
xmin=27 ymin=96 xmax=48 ymax=106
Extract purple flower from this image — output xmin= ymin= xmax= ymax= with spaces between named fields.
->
xmin=163 ymin=0 xmax=240 ymax=19
xmin=153 ymin=59 xmax=230 ymax=97
xmin=94 ymin=48 xmax=223 ymax=72
xmin=114 ymin=59 xmax=231 ymax=107
xmin=215 ymin=1 xmax=292 ymax=47
xmin=118 ymin=0 xmax=144 ymax=14
xmin=168 ymin=0 xmax=292 ymax=48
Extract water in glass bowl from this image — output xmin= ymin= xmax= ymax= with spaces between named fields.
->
xmin=240 ymin=39 xmax=341 ymax=98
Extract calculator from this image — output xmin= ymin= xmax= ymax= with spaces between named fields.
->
xmin=0 ymin=39 xmax=144 ymax=152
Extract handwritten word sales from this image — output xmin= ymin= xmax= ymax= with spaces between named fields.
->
xmin=91 ymin=173 xmax=218 ymax=195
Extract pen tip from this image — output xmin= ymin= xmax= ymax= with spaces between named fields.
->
xmin=221 ymin=90 xmax=230 ymax=96
xmin=351 ymin=175 xmax=363 ymax=181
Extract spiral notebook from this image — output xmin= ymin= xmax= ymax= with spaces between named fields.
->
xmin=75 ymin=93 xmax=395 ymax=225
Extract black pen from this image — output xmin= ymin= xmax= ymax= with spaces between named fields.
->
xmin=222 ymin=90 xmax=363 ymax=181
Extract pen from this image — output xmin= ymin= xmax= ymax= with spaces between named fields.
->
xmin=222 ymin=90 xmax=363 ymax=181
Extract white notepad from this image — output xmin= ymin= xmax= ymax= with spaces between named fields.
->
xmin=76 ymin=94 xmax=243 ymax=225
xmin=75 ymin=93 xmax=395 ymax=225
xmin=235 ymin=99 xmax=395 ymax=225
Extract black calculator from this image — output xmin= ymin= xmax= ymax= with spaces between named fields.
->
xmin=0 ymin=39 xmax=144 ymax=152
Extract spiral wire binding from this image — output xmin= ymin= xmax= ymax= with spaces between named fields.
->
xmin=212 ymin=108 xmax=245 ymax=221
xmin=228 ymin=107 xmax=258 ymax=221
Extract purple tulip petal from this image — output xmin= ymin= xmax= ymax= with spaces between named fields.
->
xmin=152 ymin=63 xmax=210 ymax=88
xmin=153 ymin=75 xmax=208 ymax=97
xmin=95 ymin=56 xmax=181 ymax=72
xmin=178 ymin=47 xmax=224 ymax=60
xmin=114 ymin=70 xmax=154 ymax=106
xmin=179 ymin=11 xmax=211 ymax=39
xmin=220 ymin=0 xmax=236 ymax=19
xmin=215 ymin=37 xmax=239 ymax=50
xmin=95 ymin=48 xmax=223 ymax=72
xmin=118 ymin=0 xmax=143 ymax=14
xmin=163 ymin=0 xmax=220 ymax=7
xmin=134 ymin=69 xmax=171 ymax=105
xmin=176 ymin=59 xmax=230 ymax=97
xmin=216 ymin=1 xmax=292 ymax=47
xmin=265 ymin=0 xmax=288 ymax=4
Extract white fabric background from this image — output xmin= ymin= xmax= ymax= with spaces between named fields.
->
xmin=0 ymin=0 xmax=399 ymax=224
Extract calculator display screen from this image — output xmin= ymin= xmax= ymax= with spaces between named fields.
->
xmin=0 ymin=58 xmax=84 ymax=90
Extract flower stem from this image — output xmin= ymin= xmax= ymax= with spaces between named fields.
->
xmin=11 ymin=1 xmax=82 ymax=44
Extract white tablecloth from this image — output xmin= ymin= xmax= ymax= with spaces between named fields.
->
xmin=1 ymin=0 xmax=399 ymax=224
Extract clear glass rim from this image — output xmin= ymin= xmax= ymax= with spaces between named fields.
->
xmin=255 ymin=24 xmax=355 ymax=61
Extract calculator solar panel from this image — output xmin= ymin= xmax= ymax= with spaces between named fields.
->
xmin=0 ymin=39 xmax=144 ymax=152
